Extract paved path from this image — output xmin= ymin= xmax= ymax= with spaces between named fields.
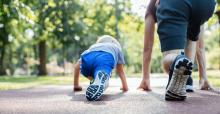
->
xmin=0 ymin=75 xmax=220 ymax=114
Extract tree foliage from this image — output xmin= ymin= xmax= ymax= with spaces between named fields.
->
xmin=0 ymin=0 xmax=219 ymax=76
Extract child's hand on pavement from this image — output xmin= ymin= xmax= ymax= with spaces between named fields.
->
xmin=73 ymin=86 xmax=82 ymax=92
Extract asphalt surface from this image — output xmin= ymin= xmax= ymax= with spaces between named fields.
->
xmin=0 ymin=75 xmax=220 ymax=114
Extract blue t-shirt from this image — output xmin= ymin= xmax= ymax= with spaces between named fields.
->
xmin=81 ymin=42 xmax=125 ymax=67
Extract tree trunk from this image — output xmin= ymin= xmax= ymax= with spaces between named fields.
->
xmin=38 ymin=40 xmax=47 ymax=76
xmin=63 ymin=46 xmax=66 ymax=76
xmin=0 ymin=45 xmax=6 ymax=75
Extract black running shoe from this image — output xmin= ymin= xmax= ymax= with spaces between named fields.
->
xmin=180 ymin=51 xmax=194 ymax=92
xmin=186 ymin=76 xmax=194 ymax=92
xmin=165 ymin=55 xmax=193 ymax=101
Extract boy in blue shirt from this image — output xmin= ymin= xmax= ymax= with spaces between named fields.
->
xmin=73 ymin=35 xmax=128 ymax=101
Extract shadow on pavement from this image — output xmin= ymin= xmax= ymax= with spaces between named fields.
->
xmin=71 ymin=91 xmax=126 ymax=103
xmin=209 ymin=89 xmax=220 ymax=95
xmin=148 ymin=91 xmax=165 ymax=101
xmin=163 ymin=90 xmax=220 ymax=114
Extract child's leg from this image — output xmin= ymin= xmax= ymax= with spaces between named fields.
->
xmin=73 ymin=55 xmax=95 ymax=91
xmin=74 ymin=52 xmax=99 ymax=92
xmin=85 ymin=52 xmax=114 ymax=101
xmin=87 ymin=76 xmax=93 ymax=81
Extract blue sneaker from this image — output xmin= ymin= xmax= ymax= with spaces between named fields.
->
xmin=86 ymin=71 xmax=109 ymax=101
xmin=165 ymin=55 xmax=193 ymax=101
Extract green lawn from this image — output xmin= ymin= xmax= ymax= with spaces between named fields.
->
xmin=0 ymin=70 xmax=219 ymax=90
xmin=0 ymin=75 xmax=88 ymax=90
xmin=129 ymin=70 xmax=220 ymax=88
xmin=192 ymin=70 xmax=220 ymax=87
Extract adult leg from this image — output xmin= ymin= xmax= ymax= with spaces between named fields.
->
xmin=157 ymin=0 xmax=215 ymax=101
xmin=185 ymin=39 xmax=197 ymax=92
xmin=162 ymin=50 xmax=193 ymax=101
xmin=185 ymin=40 xmax=197 ymax=62
xmin=157 ymin=0 xmax=193 ymax=101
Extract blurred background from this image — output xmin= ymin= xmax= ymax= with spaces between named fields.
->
xmin=0 ymin=0 xmax=220 ymax=89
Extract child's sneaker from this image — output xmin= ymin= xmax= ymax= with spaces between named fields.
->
xmin=186 ymin=76 xmax=194 ymax=92
xmin=86 ymin=71 xmax=109 ymax=101
xmin=165 ymin=55 xmax=193 ymax=101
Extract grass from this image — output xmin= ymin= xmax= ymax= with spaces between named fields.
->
xmin=0 ymin=75 xmax=88 ymax=90
xmin=129 ymin=70 xmax=220 ymax=87
xmin=192 ymin=70 xmax=220 ymax=87
xmin=0 ymin=70 xmax=219 ymax=90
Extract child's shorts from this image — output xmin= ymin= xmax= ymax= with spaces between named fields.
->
xmin=80 ymin=51 xmax=115 ymax=79
xmin=156 ymin=0 xmax=216 ymax=52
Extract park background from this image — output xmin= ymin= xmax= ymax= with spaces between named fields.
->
xmin=0 ymin=0 xmax=220 ymax=90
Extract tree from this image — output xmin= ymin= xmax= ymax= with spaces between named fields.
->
xmin=29 ymin=0 xmax=59 ymax=76
xmin=0 ymin=0 xmax=34 ymax=75
xmin=51 ymin=0 xmax=84 ymax=61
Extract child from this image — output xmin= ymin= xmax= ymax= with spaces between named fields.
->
xmin=73 ymin=35 xmax=128 ymax=101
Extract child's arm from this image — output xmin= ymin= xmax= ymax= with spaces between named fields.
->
xmin=116 ymin=64 xmax=128 ymax=92
xmin=73 ymin=61 xmax=82 ymax=92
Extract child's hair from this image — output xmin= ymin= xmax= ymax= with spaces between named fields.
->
xmin=96 ymin=35 xmax=121 ymax=48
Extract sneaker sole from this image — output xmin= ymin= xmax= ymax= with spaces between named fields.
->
xmin=86 ymin=72 xmax=107 ymax=101
xmin=165 ymin=90 xmax=186 ymax=101
xmin=186 ymin=85 xmax=194 ymax=92
xmin=165 ymin=58 xmax=193 ymax=101
xmin=186 ymin=89 xmax=194 ymax=92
